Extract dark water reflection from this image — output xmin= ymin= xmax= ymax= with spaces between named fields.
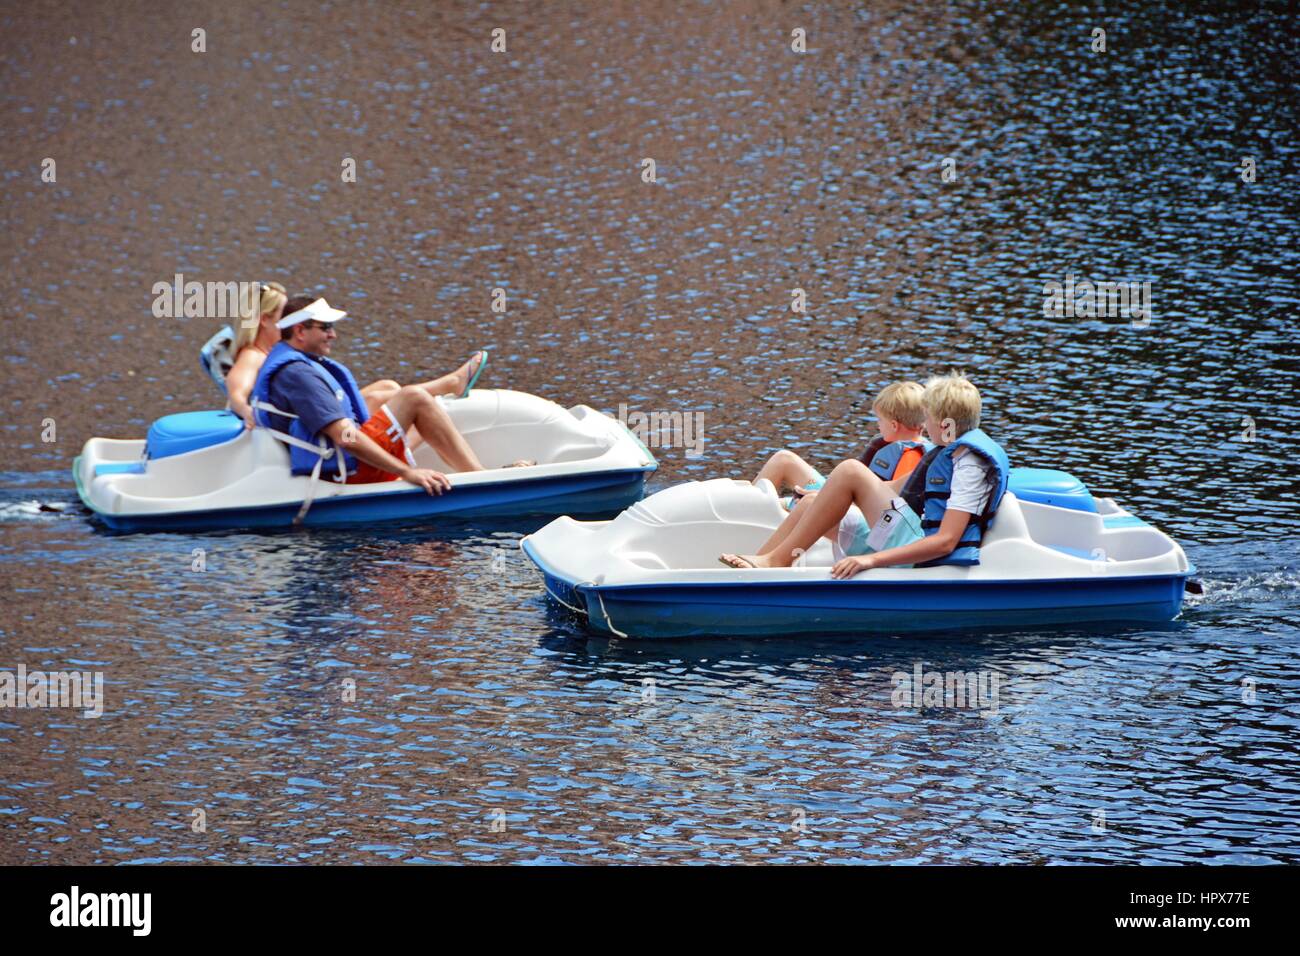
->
xmin=1 ymin=0 xmax=1297 ymax=863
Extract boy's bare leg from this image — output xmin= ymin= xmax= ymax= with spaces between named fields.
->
xmin=757 ymin=492 xmax=837 ymax=555
xmin=758 ymin=492 xmax=810 ymax=553
xmin=755 ymin=449 xmax=820 ymax=492
xmin=723 ymin=460 xmax=895 ymax=569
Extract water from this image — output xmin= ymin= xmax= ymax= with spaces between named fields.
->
xmin=1 ymin=0 xmax=1298 ymax=864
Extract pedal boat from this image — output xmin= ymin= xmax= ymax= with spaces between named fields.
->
xmin=74 ymin=389 xmax=656 ymax=532
xmin=520 ymin=470 xmax=1194 ymax=638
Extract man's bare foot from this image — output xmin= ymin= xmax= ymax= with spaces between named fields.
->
xmin=453 ymin=350 xmax=486 ymax=396
xmin=718 ymin=553 xmax=767 ymax=570
xmin=504 ymin=459 xmax=535 ymax=468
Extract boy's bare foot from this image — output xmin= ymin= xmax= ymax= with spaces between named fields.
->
xmin=504 ymin=459 xmax=535 ymax=468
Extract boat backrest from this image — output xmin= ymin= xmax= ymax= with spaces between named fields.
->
xmin=982 ymin=492 xmax=1030 ymax=545
xmin=249 ymin=427 xmax=293 ymax=468
xmin=199 ymin=325 xmax=236 ymax=395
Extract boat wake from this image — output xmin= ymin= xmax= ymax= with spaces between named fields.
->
xmin=0 ymin=499 xmax=76 ymax=521
xmin=0 ymin=470 xmax=82 ymax=523
xmin=1185 ymin=570 xmax=1300 ymax=607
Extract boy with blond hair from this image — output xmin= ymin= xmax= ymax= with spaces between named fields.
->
xmin=721 ymin=372 xmax=1010 ymax=575
xmin=752 ymin=380 xmax=931 ymax=508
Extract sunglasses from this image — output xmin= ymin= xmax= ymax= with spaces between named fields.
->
xmin=299 ymin=320 xmax=336 ymax=331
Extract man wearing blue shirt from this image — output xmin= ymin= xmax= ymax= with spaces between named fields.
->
xmin=252 ymin=296 xmax=518 ymax=492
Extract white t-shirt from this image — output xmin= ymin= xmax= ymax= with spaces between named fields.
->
xmin=948 ymin=447 xmax=995 ymax=516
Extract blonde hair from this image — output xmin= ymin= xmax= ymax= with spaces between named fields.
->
xmin=235 ymin=281 xmax=287 ymax=353
xmin=872 ymin=381 xmax=926 ymax=429
xmin=923 ymin=371 xmax=982 ymax=436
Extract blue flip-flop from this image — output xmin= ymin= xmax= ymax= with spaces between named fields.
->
xmin=460 ymin=349 xmax=488 ymax=398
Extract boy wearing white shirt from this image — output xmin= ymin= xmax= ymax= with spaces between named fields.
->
xmin=719 ymin=372 xmax=1010 ymax=575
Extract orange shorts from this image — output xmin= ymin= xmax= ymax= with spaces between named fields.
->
xmin=345 ymin=405 xmax=414 ymax=484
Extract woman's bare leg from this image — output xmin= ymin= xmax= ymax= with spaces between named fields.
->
xmin=361 ymin=352 xmax=485 ymax=415
xmin=361 ymin=380 xmax=401 ymax=417
xmin=410 ymin=351 xmax=485 ymax=399
xmin=408 ymin=370 xmax=465 ymax=398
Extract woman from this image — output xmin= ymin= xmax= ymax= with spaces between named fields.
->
xmin=224 ymin=280 xmax=288 ymax=424
xmin=225 ymin=282 xmax=487 ymax=446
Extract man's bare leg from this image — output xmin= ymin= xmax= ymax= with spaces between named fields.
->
xmin=361 ymin=351 xmax=487 ymax=450
xmin=384 ymin=385 xmax=485 ymax=473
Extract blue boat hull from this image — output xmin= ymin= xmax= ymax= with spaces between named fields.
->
xmin=81 ymin=467 xmax=651 ymax=533
xmin=522 ymin=541 xmax=1189 ymax=637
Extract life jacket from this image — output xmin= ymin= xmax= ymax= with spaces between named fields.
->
xmin=899 ymin=428 xmax=1010 ymax=566
xmin=250 ymin=342 xmax=370 ymax=479
xmin=858 ymin=436 xmax=933 ymax=480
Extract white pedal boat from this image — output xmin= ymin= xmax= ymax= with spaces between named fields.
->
xmin=521 ymin=470 xmax=1194 ymax=638
xmin=75 ymin=389 xmax=656 ymax=532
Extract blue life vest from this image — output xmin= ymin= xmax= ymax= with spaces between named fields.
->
xmin=251 ymin=342 xmax=370 ymax=478
xmin=858 ymin=436 xmax=933 ymax=480
xmin=900 ymin=429 xmax=1010 ymax=567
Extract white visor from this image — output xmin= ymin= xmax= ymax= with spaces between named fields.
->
xmin=277 ymin=297 xmax=348 ymax=329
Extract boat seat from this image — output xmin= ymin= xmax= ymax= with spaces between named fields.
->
xmin=145 ymin=410 xmax=244 ymax=460
xmin=1008 ymin=467 xmax=1097 ymax=513
xmin=623 ymin=551 xmax=672 ymax=571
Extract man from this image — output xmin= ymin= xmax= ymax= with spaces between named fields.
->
xmin=251 ymin=295 xmax=515 ymax=493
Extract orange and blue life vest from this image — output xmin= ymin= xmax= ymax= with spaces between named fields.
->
xmin=858 ymin=436 xmax=932 ymax=480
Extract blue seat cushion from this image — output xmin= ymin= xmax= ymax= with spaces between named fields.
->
xmin=146 ymin=410 xmax=244 ymax=460
xmin=94 ymin=461 xmax=147 ymax=477
xmin=1048 ymin=543 xmax=1100 ymax=560
xmin=1008 ymin=467 xmax=1098 ymax=513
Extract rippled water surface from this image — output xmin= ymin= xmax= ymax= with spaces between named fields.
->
xmin=1 ymin=0 xmax=1298 ymax=863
